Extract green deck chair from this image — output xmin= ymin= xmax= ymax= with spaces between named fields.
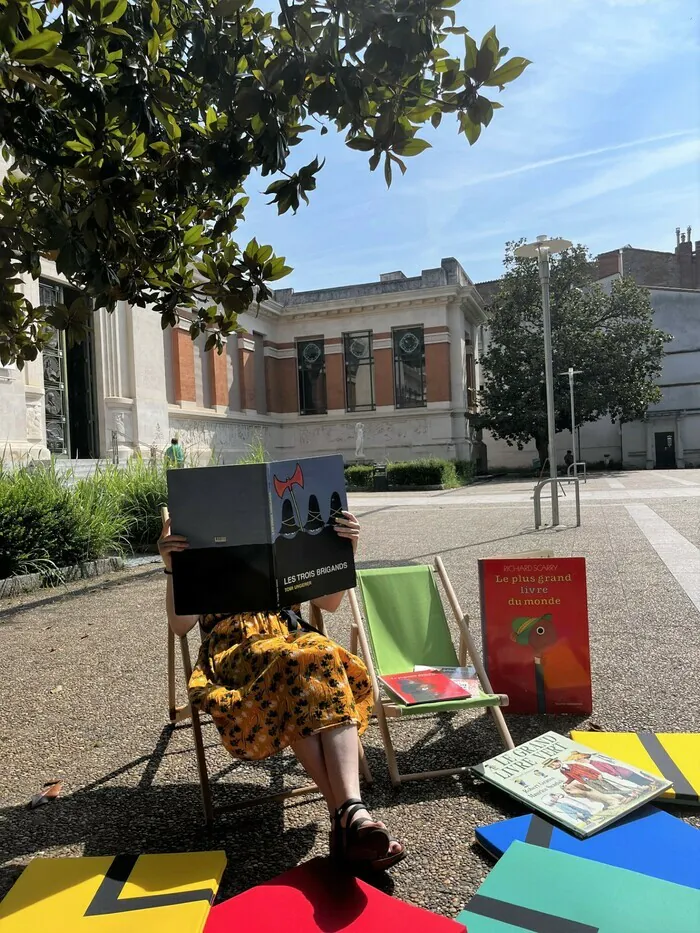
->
xmin=349 ymin=557 xmax=514 ymax=786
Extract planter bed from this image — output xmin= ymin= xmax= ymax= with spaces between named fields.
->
xmin=0 ymin=557 xmax=125 ymax=599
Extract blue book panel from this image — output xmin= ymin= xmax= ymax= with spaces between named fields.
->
xmin=475 ymin=805 xmax=700 ymax=890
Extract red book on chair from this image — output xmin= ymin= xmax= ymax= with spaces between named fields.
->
xmin=203 ymin=858 xmax=466 ymax=932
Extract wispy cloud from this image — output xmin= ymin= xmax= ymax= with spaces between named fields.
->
xmin=422 ymin=131 xmax=695 ymax=192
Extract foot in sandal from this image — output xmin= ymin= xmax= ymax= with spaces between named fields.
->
xmin=330 ymin=798 xmax=407 ymax=871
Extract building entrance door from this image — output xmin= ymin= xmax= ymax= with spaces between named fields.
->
xmin=654 ymin=431 xmax=676 ymax=469
xmin=40 ymin=282 xmax=99 ymax=459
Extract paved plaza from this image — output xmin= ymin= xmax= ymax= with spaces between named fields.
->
xmin=1 ymin=469 xmax=699 ymax=916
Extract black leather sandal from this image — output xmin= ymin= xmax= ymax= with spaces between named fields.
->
xmin=330 ymin=798 xmax=407 ymax=870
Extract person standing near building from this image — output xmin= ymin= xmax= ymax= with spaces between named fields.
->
xmin=165 ymin=437 xmax=184 ymax=468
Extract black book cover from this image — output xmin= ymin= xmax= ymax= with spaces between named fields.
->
xmin=167 ymin=454 xmax=356 ymax=615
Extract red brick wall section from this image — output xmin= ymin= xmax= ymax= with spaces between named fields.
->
xmin=210 ymin=344 xmax=229 ymax=407
xmin=172 ymin=329 xmax=196 ymax=403
xmin=426 ymin=342 xmax=451 ymax=403
xmin=239 ymin=346 xmax=256 ymax=410
xmin=374 ymin=347 xmax=394 ymax=407
xmin=265 ymin=356 xmax=298 ymax=413
xmin=596 ymin=250 xmax=622 ymax=279
xmin=326 ymin=352 xmax=345 ymax=410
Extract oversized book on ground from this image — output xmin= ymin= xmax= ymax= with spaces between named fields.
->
xmin=380 ymin=670 xmax=471 ymax=704
xmin=570 ymin=729 xmax=700 ymax=805
xmin=478 ymin=557 xmax=592 ymax=714
xmin=203 ymin=857 xmax=466 ymax=932
xmin=168 ymin=455 xmax=355 ymax=614
xmin=471 ymin=731 xmax=670 ymax=838
xmin=456 ymin=840 xmax=700 ymax=933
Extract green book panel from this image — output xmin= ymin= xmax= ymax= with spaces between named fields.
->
xmin=456 ymin=841 xmax=700 ymax=933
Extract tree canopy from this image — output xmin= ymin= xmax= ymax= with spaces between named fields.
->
xmin=0 ymin=0 xmax=530 ymax=366
xmin=476 ymin=243 xmax=671 ymax=463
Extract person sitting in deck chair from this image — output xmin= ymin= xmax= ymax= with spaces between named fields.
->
xmin=158 ymin=512 xmax=406 ymax=871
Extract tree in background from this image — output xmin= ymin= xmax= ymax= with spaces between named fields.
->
xmin=476 ymin=242 xmax=671 ymax=466
xmin=0 ymin=0 xmax=530 ymax=365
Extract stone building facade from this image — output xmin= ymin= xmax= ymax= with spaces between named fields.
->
xmin=478 ymin=229 xmax=700 ymax=470
xmin=0 ymin=257 xmax=486 ymax=465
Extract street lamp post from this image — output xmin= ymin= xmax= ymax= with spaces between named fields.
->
xmin=514 ymin=235 xmax=572 ymax=526
xmin=560 ymin=367 xmax=583 ymax=477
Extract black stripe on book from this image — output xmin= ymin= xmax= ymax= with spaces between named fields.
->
xmin=524 ymin=816 xmax=555 ymax=848
xmin=84 ymin=854 xmax=215 ymax=916
xmin=638 ymin=732 xmax=697 ymax=801
xmin=466 ymin=895 xmax=599 ymax=933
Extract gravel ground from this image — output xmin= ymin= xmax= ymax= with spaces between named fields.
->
xmin=1 ymin=483 xmax=699 ymax=919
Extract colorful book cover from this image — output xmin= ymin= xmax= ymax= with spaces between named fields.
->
xmin=414 ymin=665 xmax=483 ymax=696
xmin=380 ymin=670 xmax=471 ymax=704
xmin=570 ymin=730 xmax=700 ymax=805
xmin=456 ymin=840 xmax=700 ymax=933
xmin=0 ymin=852 xmax=227 ymax=933
xmin=475 ymin=806 xmax=700 ymax=890
xmin=203 ymin=857 xmax=466 ymax=932
xmin=168 ymin=455 xmax=355 ymax=614
xmin=478 ymin=556 xmax=592 ymax=714
xmin=471 ymin=731 xmax=671 ymax=838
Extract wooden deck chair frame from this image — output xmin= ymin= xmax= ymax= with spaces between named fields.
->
xmin=162 ymin=508 xmax=371 ymax=827
xmin=348 ymin=556 xmax=514 ymax=787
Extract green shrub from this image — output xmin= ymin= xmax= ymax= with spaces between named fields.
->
xmin=81 ymin=459 xmax=168 ymax=552
xmin=344 ymin=464 xmax=374 ymax=489
xmin=387 ymin=458 xmax=458 ymax=487
xmin=0 ymin=462 xmax=128 ymax=579
xmin=455 ymin=459 xmax=475 ymax=485
xmin=237 ymin=432 xmax=269 ymax=464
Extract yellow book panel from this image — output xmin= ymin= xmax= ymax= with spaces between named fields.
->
xmin=571 ymin=731 xmax=700 ymax=804
xmin=0 ymin=852 xmax=226 ymax=933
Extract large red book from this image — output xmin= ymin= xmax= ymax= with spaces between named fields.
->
xmin=478 ymin=557 xmax=592 ymax=714
xmin=203 ymin=858 xmax=466 ymax=932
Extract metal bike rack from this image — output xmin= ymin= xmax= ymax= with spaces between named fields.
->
xmin=567 ymin=461 xmax=587 ymax=483
xmin=534 ymin=476 xmax=581 ymax=529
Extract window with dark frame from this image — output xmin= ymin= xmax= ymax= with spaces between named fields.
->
xmin=393 ymin=326 xmax=426 ymax=409
xmin=297 ymin=337 xmax=327 ymax=415
xmin=343 ymin=330 xmax=375 ymax=412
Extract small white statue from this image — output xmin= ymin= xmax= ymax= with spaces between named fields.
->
xmin=355 ymin=422 xmax=365 ymax=459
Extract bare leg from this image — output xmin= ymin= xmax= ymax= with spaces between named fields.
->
xmin=320 ymin=724 xmax=402 ymax=855
xmin=291 ymin=733 xmax=335 ymax=813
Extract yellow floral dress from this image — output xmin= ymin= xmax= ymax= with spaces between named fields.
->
xmin=188 ymin=607 xmax=373 ymax=761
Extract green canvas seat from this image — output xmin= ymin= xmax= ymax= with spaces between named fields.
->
xmin=349 ymin=559 xmax=514 ymax=786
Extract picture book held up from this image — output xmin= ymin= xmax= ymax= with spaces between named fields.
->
xmin=167 ymin=455 xmax=356 ymax=614
xmin=471 ymin=731 xmax=670 ymax=838
xmin=478 ymin=557 xmax=592 ymax=714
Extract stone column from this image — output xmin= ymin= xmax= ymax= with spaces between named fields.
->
xmin=94 ymin=302 xmax=135 ymax=461
xmin=125 ymin=305 xmax=170 ymax=456
xmin=645 ymin=420 xmax=654 ymax=469
xmin=676 ymin=415 xmax=685 ymax=468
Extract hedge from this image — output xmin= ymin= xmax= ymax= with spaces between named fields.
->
xmin=344 ymin=464 xmax=374 ymax=489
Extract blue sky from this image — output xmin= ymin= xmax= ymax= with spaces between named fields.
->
xmin=241 ymin=0 xmax=700 ymax=290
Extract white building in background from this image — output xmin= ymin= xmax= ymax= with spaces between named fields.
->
xmin=477 ymin=230 xmax=700 ymax=470
xmin=0 ymin=258 xmax=485 ymax=466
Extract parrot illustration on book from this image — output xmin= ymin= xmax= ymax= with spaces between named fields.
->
xmin=511 ymin=613 xmax=558 ymax=713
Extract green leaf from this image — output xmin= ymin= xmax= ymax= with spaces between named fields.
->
xmin=384 ymin=153 xmax=392 ymax=188
xmin=148 ymin=29 xmax=160 ymax=63
xmin=462 ymin=115 xmax=481 ymax=146
xmin=11 ymin=30 xmax=61 ymax=63
xmin=395 ymin=137 xmax=431 ymax=157
xmin=127 ymin=133 xmax=147 ymax=157
xmin=214 ymin=0 xmax=247 ymax=15
xmin=346 ymin=136 xmax=375 ymax=152
xmin=483 ymin=57 xmax=532 ymax=87
xmin=464 ymin=34 xmax=478 ymax=72
xmin=183 ymin=225 xmax=205 ymax=245
xmin=266 ymin=263 xmax=292 ymax=281
xmin=178 ymin=206 xmax=198 ymax=226
xmin=150 ymin=0 xmax=160 ymax=24
xmin=102 ymin=0 xmax=128 ymax=24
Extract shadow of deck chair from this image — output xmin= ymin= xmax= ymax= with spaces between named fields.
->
xmin=163 ymin=505 xmax=372 ymax=826
xmin=348 ymin=557 xmax=514 ymax=787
